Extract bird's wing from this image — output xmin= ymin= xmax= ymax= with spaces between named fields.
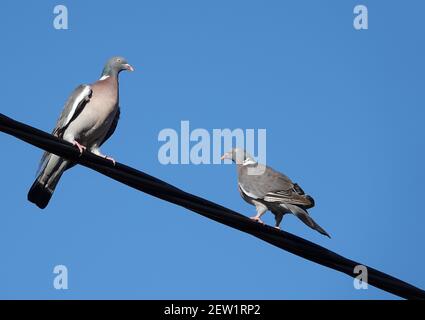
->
xmin=99 ymin=106 xmax=120 ymax=147
xmin=238 ymin=164 xmax=293 ymax=197
xmin=263 ymin=168 xmax=313 ymax=207
xmin=37 ymin=85 xmax=92 ymax=176
xmin=239 ymin=164 xmax=313 ymax=207
xmin=52 ymin=84 xmax=92 ymax=138
xmin=263 ymin=188 xmax=313 ymax=207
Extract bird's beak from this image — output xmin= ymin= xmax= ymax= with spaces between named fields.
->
xmin=124 ymin=64 xmax=134 ymax=72
xmin=220 ymin=154 xmax=226 ymax=160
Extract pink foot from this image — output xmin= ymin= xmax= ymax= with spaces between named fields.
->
xmin=73 ymin=140 xmax=87 ymax=155
xmin=104 ymin=156 xmax=116 ymax=166
xmin=250 ymin=216 xmax=265 ymax=225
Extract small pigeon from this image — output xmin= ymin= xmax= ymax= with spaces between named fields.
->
xmin=28 ymin=56 xmax=134 ymax=209
xmin=221 ymin=148 xmax=330 ymax=237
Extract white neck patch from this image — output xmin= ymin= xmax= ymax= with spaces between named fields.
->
xmin=242 ymin=158 xmax=257 ymax=166
xmin=99 ymin=75 xmax=110 ymax=81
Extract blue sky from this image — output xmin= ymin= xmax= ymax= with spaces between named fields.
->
xmin=0 ymin=0 xmax=424 ymax=299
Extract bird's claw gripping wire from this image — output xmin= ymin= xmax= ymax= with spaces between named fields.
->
xmin=104 ymin=156 xmax=116 ymax=166
xmin=72 ymin=140 xmax=86 ymax=155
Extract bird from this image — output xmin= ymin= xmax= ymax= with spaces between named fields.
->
xmin=221 ymin=148 xmax=330 ymax=237
xmin=28 ymin=56 xmax=134 ymax=209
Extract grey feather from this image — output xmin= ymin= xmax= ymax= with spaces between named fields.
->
xmin=100 ymin=106 xmax=120 ymax=147
xmin=52 ymin=84 xmax=92 ymax=138
xmin=36 ymin=85 xmax=92 ymax=177
xmin=238 ymin=163 xmax=314 ymax=208
xmin=284 ymin=203 xmax=331 ymax=238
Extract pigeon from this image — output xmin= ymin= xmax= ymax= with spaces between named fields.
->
xmin=221 ymin=148 xmax=330 ymax=238
xmin=28 ymin=56 xmax=134 ymax=209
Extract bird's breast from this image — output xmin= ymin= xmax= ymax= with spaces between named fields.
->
xmin=64 ymin=84 xmax=118 ymax=146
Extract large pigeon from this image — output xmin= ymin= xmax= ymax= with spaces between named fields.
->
xmin=221 ymin=148 xmax=330 ymax=237
xmin=28 ymin=56 xmax=134 ymax=209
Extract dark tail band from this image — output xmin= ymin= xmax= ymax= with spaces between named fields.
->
xmin=27 ymin=180 xmax=53 ymax=209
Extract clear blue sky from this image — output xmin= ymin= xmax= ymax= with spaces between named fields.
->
xmin=0 ymin=0 xmax=424 ymax=299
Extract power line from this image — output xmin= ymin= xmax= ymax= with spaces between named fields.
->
xmin=1 ymin=113 xmax=424 ymax=300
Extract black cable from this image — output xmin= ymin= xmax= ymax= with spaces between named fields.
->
xmin=1 ymin=112 xmax=424 ymax=300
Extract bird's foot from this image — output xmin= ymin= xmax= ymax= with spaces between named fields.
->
xmin=73 ymin=140 xmax=87 ymax=155
xmin=274 ymin=226 xmax=281 ymax=230
xmin=104 ymin=156 xmax=116 ymax=166
xmin=250 ymin=216 xmax=265 ymax=225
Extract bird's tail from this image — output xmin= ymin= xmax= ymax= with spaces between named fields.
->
xmin=285 ymin=203 xmax=331 ymax=238
xmin=28 ymin=153 xmax=68 ymax=209
xmin=28 ymin=179 xmax=54 ymax=209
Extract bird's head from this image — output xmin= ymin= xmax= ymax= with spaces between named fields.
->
xmin=221 ymin=148 xmax=255 ymax=165
xmin=101 ymin=56 xmax=134 ymax=78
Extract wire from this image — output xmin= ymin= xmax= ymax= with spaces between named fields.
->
xmin=1 ymin=112 xmax=424 ymax=300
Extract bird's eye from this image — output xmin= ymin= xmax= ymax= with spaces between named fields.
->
xmin=117 ymin=59 xmax=121 ymax=62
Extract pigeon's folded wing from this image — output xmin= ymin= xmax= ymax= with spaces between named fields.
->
xmin=239 ymin=164 xmax=293 ymax=196
xmin=263 ymin=189 xmax=313 ymax=207
xmin=37 ymin=84 xmax=92 ymax=175
xmin=52 ymin=84 xmax=92 ymax=137
xmin=239 ymin=164 xmax=313 ymax=207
